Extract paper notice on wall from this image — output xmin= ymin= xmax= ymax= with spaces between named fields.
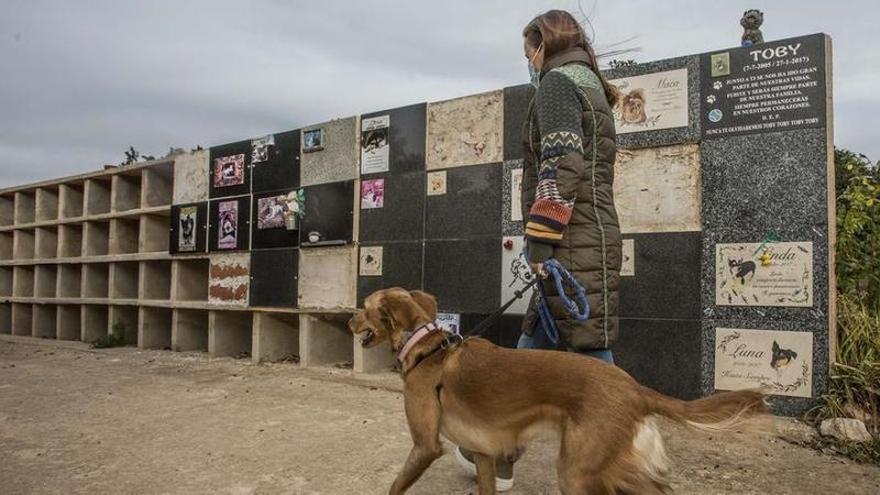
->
xmin=427 ymin=171 xmax=447 ymax=196
xmin=251 ymin=134 xmax=274 ymax=164
xmin=178 ymin=206 xmax=197 ymax=252
xmin=359 ymin=246 xmax=383 ymax=276
xmin=436 ymin=313 xmax=461 ymax=334
xmin=510 ymin=168 xmax=523 ymax=222
xmin=217 ymin=200 xmax=238 ymax=249
xmin=621 ymin=239 xmax=635 ymax=276
xmin=360 ymin=115 xmax=390 ymax=175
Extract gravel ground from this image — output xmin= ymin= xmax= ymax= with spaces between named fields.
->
xmin=1 ymin=335 xmax=878 ymax=494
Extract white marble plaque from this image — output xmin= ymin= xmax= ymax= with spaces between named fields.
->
xmin=359 ymin=246 xmax=383 ymax=276
xmin=716 ymin=242 xmax=813 ymax=307
xmin=510 ymin=168 xmax=523 ymax=222
xmin=610 ymin=68 xmax=689 ymax=134
xmin=427 ymin=171 xmax=447 ymax=196
xmin=614 ymin=144 xmax=701 ymax=234
xmin=621 ymin=239 xmax=635 ymax=276
xmin=714 ymin=328 xmax=813 ymax=398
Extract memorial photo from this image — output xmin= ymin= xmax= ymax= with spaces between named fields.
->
xmin=178 ymin=206 xmax=197 ymax=252
xmin=217 ymin=200 xmax=238 ymax=249
xmin=302 ymin=128 xmax=323 ymax=152
xmin=213 ymin=154 xmax=245 ymax=187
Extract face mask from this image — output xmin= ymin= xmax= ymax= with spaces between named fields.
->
xmin=528 ymin=43 xmax=544 ymax=88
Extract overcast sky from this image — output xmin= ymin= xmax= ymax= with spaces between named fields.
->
xmin=1 ymin=0 xmax=877 ymax=188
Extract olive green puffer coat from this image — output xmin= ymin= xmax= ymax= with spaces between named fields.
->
xmin=520 ymin=47 xmax=622 ymax=351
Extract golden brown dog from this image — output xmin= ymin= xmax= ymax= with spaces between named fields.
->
xmin=348 ymin=288 xmax=767 ymax=494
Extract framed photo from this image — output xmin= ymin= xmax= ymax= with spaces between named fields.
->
xmin=213 ymin=154 xmax=245 ymax=187
xmin=303 ymin=128 xmax=323 ymax=153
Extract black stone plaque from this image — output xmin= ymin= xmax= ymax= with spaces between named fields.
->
xmin=701 ymin=33 xmax=827 ymax=139
xmin=251 ymin=189 xmax=300 ymax=250
xmin=251 ymin=129 xmax=301 ymax=194
xmin=209 ymin=140 xmax=252 ymax=198
xmin=356 ymin=241 xmax=423 ymax=307
xmin=423 ymin=238 xmax=502 ymax=313
xmin=250 ymin=248 xmax=298 ymax=308
xmin=358 ymin=171 xmax=425 ymax=243
xmin=615 ymin=318 xmax=702 ymax=400
xmin=425 ymin=163 xmax=503 ymax=240
xmin=208 ymin=195 xmax=251 ymax=252
xmin=619 ymin=232 xmax=702 ymax=320
xmin=169 ymin=202 xmax=208 ymax=254
xmin=502 ymin=84 xmax=535 ymax=161
xmin=300 ymin=180 xmax=354 ymax=247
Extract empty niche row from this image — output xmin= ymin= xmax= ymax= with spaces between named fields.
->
xmin=0 ymin=163 xmax=174 ymax=231
xmin=0 ymin=216 xmax=171 ymax=261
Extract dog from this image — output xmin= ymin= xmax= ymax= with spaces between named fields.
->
xmin=728 ymin=258 xmax=757 ymax=284
xmin=618 ymin=88 xmax=647 ymax=124
xmin=348 ymin=288 xmax=767 ymax=494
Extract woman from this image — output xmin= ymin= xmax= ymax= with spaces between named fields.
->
xmin=456 ymin=10 xmax=622 ymax=491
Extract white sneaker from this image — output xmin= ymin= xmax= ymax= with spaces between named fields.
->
xmin=454 ymin=446 xmax=515 ymax=492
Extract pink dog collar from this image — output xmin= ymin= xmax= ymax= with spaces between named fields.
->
xmin=398 ymin=322 xmax=439 ymax=362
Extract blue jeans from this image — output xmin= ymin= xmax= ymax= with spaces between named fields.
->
xmin=517 ymin=331 xmax=614 ymax=364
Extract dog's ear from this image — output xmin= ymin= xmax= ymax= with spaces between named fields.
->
xmin=409 ymin=290 xmax=438 ymax=320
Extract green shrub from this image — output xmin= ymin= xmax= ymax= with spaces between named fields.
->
xmin=806 ymin=148 xmax=880 ymax=464
xmin=90 ymin=322 xmax=128 ymax=349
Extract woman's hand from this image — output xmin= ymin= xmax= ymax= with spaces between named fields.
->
xmin=529 ymin=262 xmax=548 ymax=279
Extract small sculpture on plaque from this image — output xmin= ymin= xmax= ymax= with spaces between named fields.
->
xmin=740 ymin=9 xmax=764 ymax=47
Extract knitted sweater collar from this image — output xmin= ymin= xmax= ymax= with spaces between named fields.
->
xmin=540 ymin=47 xmax=591 ymax=79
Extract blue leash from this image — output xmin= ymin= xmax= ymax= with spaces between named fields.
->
xmin=534 ymin=258 xmax=590 ymax=345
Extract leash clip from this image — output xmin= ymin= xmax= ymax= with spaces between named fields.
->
xmin=441 ymin=332 xmax=463 ymax=349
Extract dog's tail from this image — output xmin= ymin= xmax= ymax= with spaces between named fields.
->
xmin=641 ymin=387 xmax=767 ymax=432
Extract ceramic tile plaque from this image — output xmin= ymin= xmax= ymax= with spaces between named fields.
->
xmin=621 ymin=239 xmax=635 ymax=277
xmin=426 ymin=91 xmax=503 ymax=169
xmin=716 ymin=242 xmax=813 ymax=307
xmin=714 ymin=327 xmax=813 ymax=398
xmin=614 ymin=145 xmax=701 ymax=233
xmin=500 ymin=236 xmax=534 ymax=314
xmin=610 ymin=68 xmax=689 ymax=134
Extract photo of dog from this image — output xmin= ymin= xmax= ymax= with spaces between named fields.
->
xmin=619 ymin=88 xmax=647 ymax=124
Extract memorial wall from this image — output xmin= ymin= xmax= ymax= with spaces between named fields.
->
xmin=0 ymin=33 xmax=833 ymax=414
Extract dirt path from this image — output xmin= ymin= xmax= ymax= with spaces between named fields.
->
xmin=0 ymin=335 xmax=877 ymax=495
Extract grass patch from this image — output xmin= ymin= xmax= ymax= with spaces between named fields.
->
xmin=90 ymin=322 xmax=128 ymax=349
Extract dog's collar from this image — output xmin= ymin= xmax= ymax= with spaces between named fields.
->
xmin=397 ymin=322 xmax=440 ymax=362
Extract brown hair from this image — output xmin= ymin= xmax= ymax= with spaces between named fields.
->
xmin=523 ymin=10 xmax=618 ymax=106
